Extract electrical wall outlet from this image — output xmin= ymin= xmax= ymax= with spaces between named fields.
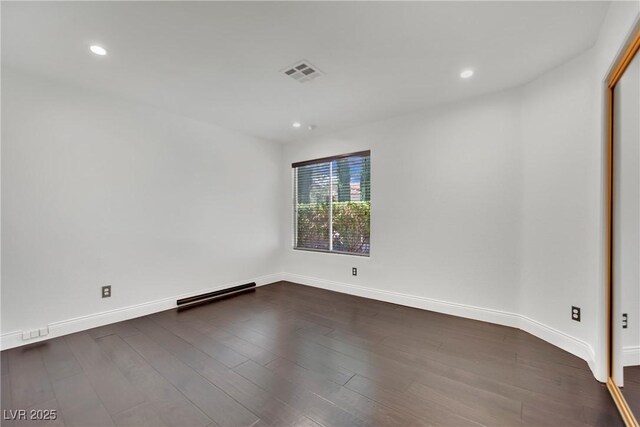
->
xmin=623 ymin=313 xmax=628 ymax=329
xmin=102 ymin=285 xmax=112 ymax=298
xmin=571 ymin=306 xmax=581 ymax=322
xmin=352 ymin=267 xmax=357 ymax=276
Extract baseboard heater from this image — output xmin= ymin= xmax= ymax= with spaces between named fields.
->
xmin=177 ymin=282 xmax=256 ymax=309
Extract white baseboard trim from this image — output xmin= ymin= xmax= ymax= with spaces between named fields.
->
xmin=280 ymin=273 xmax=597 ymax=377
xmin=1 ymin=271 xmax=599 ymax=381
xmin=623 ymin=345 xmax=640 ymax=367
xmin=0 ymin=273 xmax=282 ymax=351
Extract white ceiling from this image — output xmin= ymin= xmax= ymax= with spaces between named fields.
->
xmin=2 ymin=1 xmax=609 ymax=143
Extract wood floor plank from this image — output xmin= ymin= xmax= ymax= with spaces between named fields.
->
xmin=50 ymin=373 xmax=115 ymax=427
xmin=623 ymin=366 xmax=640 ymax=416
xmin=112 ymin=402 xmax=168 ymax=427
xmin=182 ymin=319 xmax=279 ymax=366
xmin=1 ymin=373 xmax=16 ymax=427
xmin=176 ymin=319 xmax=235 ymax=341
xmin=129 ymin=318 xmax=211 ymax=367
xmin=284 ymin=317 xmax=440 ymax=392
xmin=185 ymin=350 xmax=323 ymax=427
xmin=291 ymin=325 xmax=435 ymax=390
xmin=2 ymin=351 xmax=9 ymax=375
xmin=123 ymin=332 xmax=259 ymax=427
xmin=407 ymin=377 xmax=523 ymax=426
xmin=344 ymin=374 xmax=483 ymax=427
xmin=582 ymin=402 xmax=628 ymax=427
xmin=24 ymin=398 xmax=66 ymax=426
xmin=150 ymin=313 xmax=249 ymax=368
xmin=217 ymin=335 xmax=279 ymax=366
xmin=327 ymin=328 xmax=386 ymax=349
xmin=411 ymin=353 xmax=588 ymax=418
xmin=39 ymin=338 xmax=83 ymax=382
xmin=96 ymin=334 xmax=212 ymax=427
xmin=521 ymin=402 xmax=586 ymax=427
xmin=233 ymin=360 xmax=368 ymax=427
xmin=264 ymin=357 xmax=425 ymax=426
xmin=201 ymin=316 xmax=357 ymax=386
xmin=87 ymin=322 xmax=140 ymax=340
xmin=64 ymin=332 xmax=145 ymax=416
xmin=7 ymin=345 xmax=55 ymax=409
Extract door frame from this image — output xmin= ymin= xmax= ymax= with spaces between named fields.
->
xmin=606 ymin=20 xmax=640 ymax=427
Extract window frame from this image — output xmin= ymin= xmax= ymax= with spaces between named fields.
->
xmin=292 ymin=150 xmax=371 ymax=257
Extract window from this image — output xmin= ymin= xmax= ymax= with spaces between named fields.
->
xmin=293 ymin=150 xmax=370 ymax=256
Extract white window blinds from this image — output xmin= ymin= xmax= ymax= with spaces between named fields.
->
xmin=293 ymin=151 xmax=370 ymax=256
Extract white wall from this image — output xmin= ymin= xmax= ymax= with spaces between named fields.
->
xmin=519 ymin=50 xmax=600 ymax=370
xmin=594 ymin=1 xmax=640 ymax=77
xmin=280 ymin=89 xmax=523 ymax=316
xmin=518 ymin=0 xmax=640 ymax=376
xmin=1 ymin=69 xmax=282 ymax=346
xmin=279 ymin=90 xmax=530 ymax=344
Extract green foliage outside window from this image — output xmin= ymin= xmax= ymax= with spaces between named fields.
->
xmin=296 ymin=201 xmax=370 ymax=254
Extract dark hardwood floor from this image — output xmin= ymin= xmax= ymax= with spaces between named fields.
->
xmin=623 ymin=365 xmax=640 ymax=418
xmin=0 ymin=281 xmax=622 ymax=426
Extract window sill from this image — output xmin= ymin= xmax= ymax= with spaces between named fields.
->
xmin=292 ymin=247 xmax=370 ymax=258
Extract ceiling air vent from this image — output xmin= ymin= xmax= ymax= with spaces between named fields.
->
xmin=282 ymin=60 xmax=323 ymax=83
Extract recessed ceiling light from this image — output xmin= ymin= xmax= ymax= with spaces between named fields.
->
xmin=307 ymin=125 xmax=316 ymax=131
xmin=460 ymin=69 xmax=474 ymax=79
xmin=292 ymin=122 xmax=302 ymax=128
xmin=90 ymin=45 xmax=107 ymax=56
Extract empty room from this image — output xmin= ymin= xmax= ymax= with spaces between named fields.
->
xmin=2 ymin=1 xmax=640 ymax=426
